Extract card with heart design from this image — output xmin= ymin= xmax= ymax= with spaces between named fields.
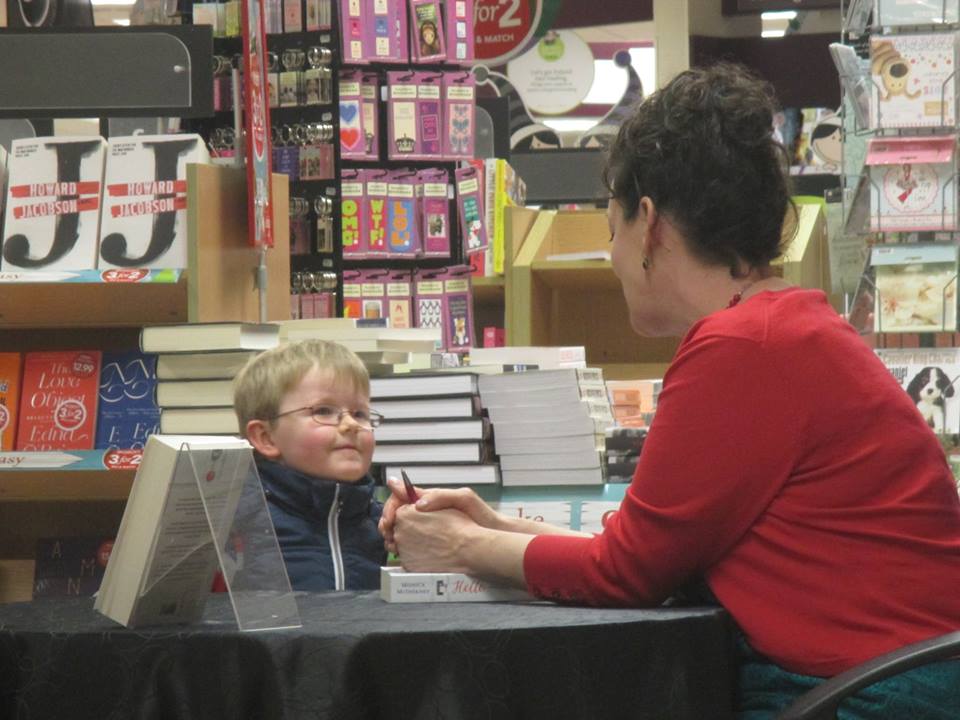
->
xmin=339 ymin=69 xmax=365 ymax=158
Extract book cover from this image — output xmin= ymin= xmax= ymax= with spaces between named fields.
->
xmin=1 ymin=136 xmax=107 ymax=272
xmin=489 ymin=500 xmax=572 ymax=528
xmin=16 ymin=351 xmax=101 ymax=451
xmin=373 ymin=395 xmax=480 ymax=420
xmin=33 ymin=536 xmax=114 ymax=599
xmin=95 ymin=434 xmax=253 ymax=628
xmin=875 ymin=348 xmax=960 ymax=434
xmin=98 ymin=134 xmax=210 ymax=270
xmin=379 ymin=566 xmax=530 ymax=603
xmin=500 ymin=466 xmax=605 ymax=487
xmin=372 ymin=441 xmax=485 ymax=464
xmin=374 ymin=417 xmax=487 ymax=443
xmin=96 ymin=351 xmax=160 ymax=450
xmin=0 ymin=352 xmax=23 ymax=451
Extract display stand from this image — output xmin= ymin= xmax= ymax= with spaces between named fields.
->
xmin=102 ymin=441 xmax=300 ymax=632
xmin=178 ymin=442 xmax=300 ymax=631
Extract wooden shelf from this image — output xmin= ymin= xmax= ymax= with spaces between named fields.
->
xmin=0 ymin=470 xmax=133 ymax=502
xmin=528 ymin=260 xmax=621 ymax=291
xmin=472 ymin=276 xmax=505 ymax=304
xmin=0 ymin=277 xmax=188 ymax=329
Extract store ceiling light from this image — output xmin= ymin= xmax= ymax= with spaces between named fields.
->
xmin=91 ymin=0 xmax=137 ymax=6
xmin=761 ymin=29 xmax=787 ymax=38
xmin=761 ymin=11 xmax=797 ymax=20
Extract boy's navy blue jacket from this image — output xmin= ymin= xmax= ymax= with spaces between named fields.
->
xmin=256 ymin=457 xmax=385 ymax=591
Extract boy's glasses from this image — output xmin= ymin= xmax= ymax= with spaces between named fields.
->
xmin=271 ymin=404 xmax=384 ymax=430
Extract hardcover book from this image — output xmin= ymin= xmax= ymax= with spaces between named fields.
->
xmin=16 ymin=351 xmax=101 ymax=451
xmin=156 ymin=351 xmax=260 ymax=381
xmin=156 ymin=379 xmax=235 ymax=408
xmin=370 ymin=372 xmax=478 ymax=398
xmin=372 ymin=441 xmax=486 ymax=464
xmin=383 ymin=463 xmax=499 ymax=486
xmin=159 ymin=407 xmax=240 ymax=435
xmin=33 ymin=536 xmax=114 ymax=599
xmin=98 ymin=134 xmax=210 ymax=270
xmin=373 ymin=395 xmax=480 ymax=420
xmin=0 ymin=352 xmax=23 ymax=451
xmin=380 ymin=566 xmax=530 ymax=603
xmin=1 ymin=136 xmax=107 ymax=272
xmin=95 ymin=434 xmax=253 ymax=628
xmin=96 ymin=351 xmax=160 ymax=450
xmin=468 ymin=346 xmax=586 ymax=369
xmin=140 ymin=322 xmax=279 ymax=353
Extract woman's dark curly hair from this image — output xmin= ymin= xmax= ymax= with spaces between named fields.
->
xmin=603 ymin=62 xmax=795 ymax=278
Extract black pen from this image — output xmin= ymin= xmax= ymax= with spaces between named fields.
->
xmin=400 ymin=469 xmax=419 ymax=503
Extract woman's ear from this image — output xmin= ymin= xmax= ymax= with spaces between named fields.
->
xmin=246 ymin=420 xmax=282 ymax=459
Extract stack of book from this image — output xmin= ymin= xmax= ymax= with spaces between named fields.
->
xmin=478 ymin=367 xmax=614 ymax=487
xmin=606 ymin=378 xmax=662 ymax=428
xmin=278 ymin=318 xmax=441 ymax=375
xmin=145 ymin=322 xmax=280 ymax=435
xmin=604 ymin=427 xmax=648 ymax=483
xmin=469 ymin=345 xmax=587 ymax=370
xmin=370 ymin=372 xmax=498 ymax=487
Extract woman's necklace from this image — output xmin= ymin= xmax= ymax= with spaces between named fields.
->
xmin=727 ymin=279 xmax=763 ymax=309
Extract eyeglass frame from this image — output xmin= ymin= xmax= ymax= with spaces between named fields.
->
xmin=268 ymin=404 xmax=385 ymax=430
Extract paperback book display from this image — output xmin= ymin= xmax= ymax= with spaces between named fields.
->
xmin=96 ymin=434 xmax=300 ymax=630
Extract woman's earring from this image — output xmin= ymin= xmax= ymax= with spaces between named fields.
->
xmin=642 ymin=256 xmax=650 ymax=270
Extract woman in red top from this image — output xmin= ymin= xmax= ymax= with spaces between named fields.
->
xmin=380 ymin=63 xmax=960 ymax=718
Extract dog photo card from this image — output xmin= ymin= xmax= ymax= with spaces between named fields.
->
xmin=443 ymin=265 xmax=474 ymax=353
xmin=876 ymin=347 xmax=960 ymax=434
xmin=872 ymin=243 xmax=959 ymax=333
xmin=870 ymin=33 xmax=957 ymax=129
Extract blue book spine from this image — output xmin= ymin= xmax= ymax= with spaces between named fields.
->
xmin=95 ymin=351 xmax=160 ymax=450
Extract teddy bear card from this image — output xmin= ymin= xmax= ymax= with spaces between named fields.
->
xmin=865 ymin=135 xmax=957 ymax=233
xmin=872 ymin=243 xmax=958 ymax=333
xmin=870 ymin=33 xmax=958 ymax=129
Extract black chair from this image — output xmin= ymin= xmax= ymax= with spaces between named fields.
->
xmin=776 ymin=631 xmax=960 ymax=720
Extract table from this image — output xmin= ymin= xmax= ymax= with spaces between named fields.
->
xmin=0 ymin=592 xmax=735 ymax=720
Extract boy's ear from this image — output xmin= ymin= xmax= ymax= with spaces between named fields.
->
xmin=246 ymin=419 xmax=282 ymax=460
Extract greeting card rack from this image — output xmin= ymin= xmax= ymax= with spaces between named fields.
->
xmin=839 ymin=0 xmax=960 ymax=350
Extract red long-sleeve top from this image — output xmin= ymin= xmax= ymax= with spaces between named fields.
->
xmin=524 ymin=289 xmax=960 ymax=677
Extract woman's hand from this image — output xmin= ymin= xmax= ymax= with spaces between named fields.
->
xmin=379 ymin=478 xmax=510 ymax=554
xmin=393 ymin=504 xmax=479 ymax=573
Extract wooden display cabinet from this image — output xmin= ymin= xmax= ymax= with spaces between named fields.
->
xmin=0 ymin=166 xmax=290 ymax=603
xmin=507 ymin=203 xmax=829 ymax=381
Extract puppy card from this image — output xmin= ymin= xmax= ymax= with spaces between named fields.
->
xmin=865 ymin=136 xmax=957 ymax=232
xmin=875 ymin=348 xmax=960 ymax=434
xmin=870 ymin=34 xmax=957 ymax=129
xmin=872 ymin=243 xmax=958 ymax=333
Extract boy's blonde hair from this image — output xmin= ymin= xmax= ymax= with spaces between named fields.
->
xmin=233 ymin=339 xmax=370 ymax=430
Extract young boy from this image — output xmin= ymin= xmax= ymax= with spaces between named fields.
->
xmin=233 ymin=339 xmax=386 ymax=591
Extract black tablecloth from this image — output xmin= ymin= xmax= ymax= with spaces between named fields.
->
xmin=0 ymin=592 xmax=735 ymax=720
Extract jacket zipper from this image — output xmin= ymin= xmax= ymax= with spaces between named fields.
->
xmin=328 ymin=483 xmax=345 ymax=590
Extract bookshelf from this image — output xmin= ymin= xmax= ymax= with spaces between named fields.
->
xmin=507 ymin=203 xmax=830 ymax=380
xmin=0 ymin=166 xmax=291 ymax=603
